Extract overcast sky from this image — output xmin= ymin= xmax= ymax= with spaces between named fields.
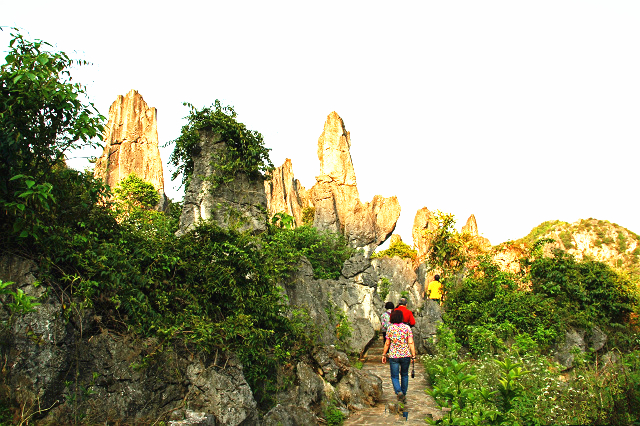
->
xmin=3 ymin=1 xmax=639 ymax=245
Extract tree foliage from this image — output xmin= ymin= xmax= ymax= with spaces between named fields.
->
xmin=371 ymin=238 xmax=417 ymax=261
xmin=168 ymin=100 xmax=273 ymax=189
xmin=0 ymin=30 xmax=105 ymax=240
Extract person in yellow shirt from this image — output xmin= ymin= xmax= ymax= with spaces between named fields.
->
xmin=427 ymin=274 xmax=443 ymax=304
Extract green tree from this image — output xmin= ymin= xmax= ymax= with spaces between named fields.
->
xmin=113 ymin=174 xmax=160 ymax=210
xmin=0 ymin=30 xmax=105 ymax=238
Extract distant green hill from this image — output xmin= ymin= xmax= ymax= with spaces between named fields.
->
xmin=513 ymin=218 xmax=640 ymax=280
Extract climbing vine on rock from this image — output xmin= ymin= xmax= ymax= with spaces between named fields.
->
xmin=168 ymin=100 xmax=273 ymax=189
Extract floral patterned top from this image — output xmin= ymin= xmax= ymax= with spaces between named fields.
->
xmin=386 ymin=323 xmax=413 ymax=358
xmin=380 ymin=309 xmax=392 ymax=332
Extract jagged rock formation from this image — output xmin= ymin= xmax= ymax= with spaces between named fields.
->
xmin=311 ymin=112 xmax=400 ymax=255
xmin=1 ymin=254 xmax=383 ymax=425
xmin=94 ymin=89 xmax=167 ymax=210
xmin=266 ymin=112 xmax=400 ymax=255
xmin=283 ymin=251 xmax=441 ymax=357
xmin=461 ymin=214 xmax=492 ymax=250
xmin=264 ymin=158 xmax=311 ymax=227
xmin=412 ymin=207 xmax=437 ymax=264
xmin=176 ymin=128 xmax=268 ymax=236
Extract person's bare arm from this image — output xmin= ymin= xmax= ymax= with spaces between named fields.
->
xmin=408 ymin=335 xmax=416 ymax=359
xmin=381 ymin=338 xmax=391 ymax=363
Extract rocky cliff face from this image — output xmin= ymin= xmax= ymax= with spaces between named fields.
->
xmin=176 ymin=128 xmax=268 ymax=236
xmin=266 ymin=112 xmax=401 ymax=255
xmin=0 ymin=254 xmax=383 ymax=424
xmin=94 ymin=89 xmax=167 ymax=210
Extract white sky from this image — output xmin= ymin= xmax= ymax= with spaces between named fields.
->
xmin=3 ymin=1 xmax=639 ymax=246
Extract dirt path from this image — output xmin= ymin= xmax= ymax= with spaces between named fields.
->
xmin=343 ymin=338 xmax=444 ymax=425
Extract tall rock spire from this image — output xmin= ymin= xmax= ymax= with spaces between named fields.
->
xmin=264 ymin=111 xmax=400 ymax=255
xmin=311 ymin=112 xmax=400 ymax=255
xmin=94 ymin=89 xmax=167 ymax=209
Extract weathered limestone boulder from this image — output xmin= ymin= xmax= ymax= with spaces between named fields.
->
xmin=493 ymin=242 xmax=528 ymax=275
xmin=264 ymin=347 xmax=381 ymax=425
xmin=412 ymin=207 xmax=437 ymax=264
xmin=176 ymin=128 xmax=268 ymax=236
xmin=283 ymin=257 xmax=381 ymax=354
xmin=553 ymin=326 xmax=608 ymax=370
xmin=310 ymin=112 xmax=400 ymax=255
xmin=264 ymin=158 xmax=312 ymax=227
xmin=372 ymin=256 xmax=422 ymax=307
xmin=94 ymin=89 xmax=168 ymax=211
xmin=0 ymin=255 xmax=259 ymax=425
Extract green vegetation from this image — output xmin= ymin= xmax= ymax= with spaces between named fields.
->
xmin=424 ymin=324 xmax=640 ymax=425
xmin=371 ymin=238 xmax=417 ymax=261
xmin=168 ymin=100 xmax=273 ymax=189
xmin=377 ymin=277 xmax=391 ymax=301
xmin=302 ymin=206 xmax=315 ymax=225
xmin=0 ymin=32 xmax=357 ymax=418
xmin=424 ymin=213 xmax=640 ymax=424
xmin=263 ymin=215 xmax=354 ymax=280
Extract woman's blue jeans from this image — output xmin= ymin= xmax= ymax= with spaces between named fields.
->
xmin=389 ymin=357 xmax=411 ymax=395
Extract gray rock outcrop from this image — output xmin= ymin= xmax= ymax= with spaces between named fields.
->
xmin=553 ymin=326 xmax=608 ymax=370
xmin=1 ymin=255 xmax=259 ymax=425
xmin=284 ymin=257 xmax=381 ymax=353
xmin=94 ymin=89 xmax=168 ymax=211
xmin=263 ymin=347 xmax=382 ymax=425
xmin=176 ymin=128 xmax=268 ymax=236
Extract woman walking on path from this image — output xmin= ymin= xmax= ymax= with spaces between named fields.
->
xmin=381 ymin=309 xmax=416 ymax=403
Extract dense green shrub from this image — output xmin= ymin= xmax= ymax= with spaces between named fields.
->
xmin=443 ymin=257 xmax=563 ymax=352
xmin=262 ymin=222 xmax=355 ymax=280
xmin=529 ymin=249 xmax=638 ymax=327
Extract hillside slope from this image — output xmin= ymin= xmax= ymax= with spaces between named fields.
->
xmin=513 ymin=218 xmax=640 ymax=279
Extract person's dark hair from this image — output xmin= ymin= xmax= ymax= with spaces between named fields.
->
xmin=385 ymin=302 xmax=395 ymax=310
xmin=390 ymin=310 xmax=404 ymax=324
xmin=398 ymin=297 xmax=408 ymax=306
xmin=434 ymin=274 xmax=440 ymax=281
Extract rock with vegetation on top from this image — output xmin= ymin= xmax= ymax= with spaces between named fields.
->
xmin=176 ymin=128 xmax=268 ymax=236
xmin=0 ymin=255 xmax=260 ymax=425
xmin=94 ymin=89 xmax=168 ymax=211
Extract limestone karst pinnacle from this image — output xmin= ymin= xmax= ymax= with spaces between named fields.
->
xmin=94 ymin=89 xmax=167 ymax=209
xmin=266 ymin=111 xmax=400 ymax=255
xmin=264 ymin=158 xmax=311 ymax=227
